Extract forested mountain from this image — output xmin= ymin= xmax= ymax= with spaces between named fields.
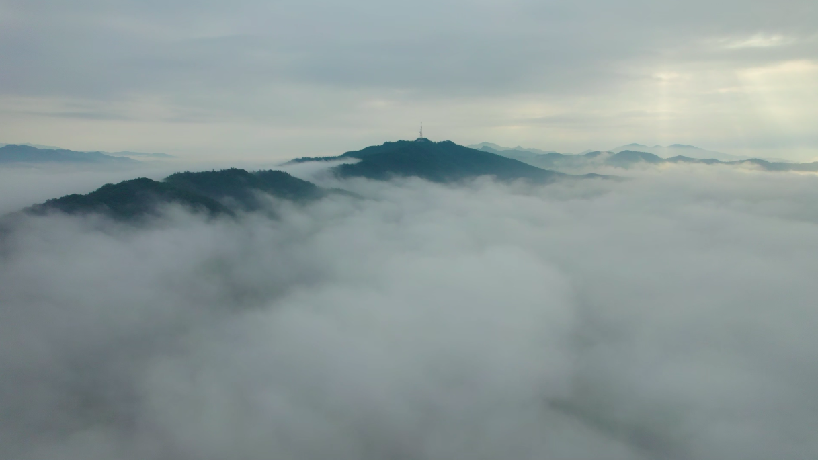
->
xmin=25 ymin=169 xmax=334 ymax=220
xmin=290 ymin=139 xmax=592 ymax=183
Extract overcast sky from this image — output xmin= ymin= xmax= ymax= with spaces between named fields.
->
xmin=1 ymin=0 xmax=816 ymax=160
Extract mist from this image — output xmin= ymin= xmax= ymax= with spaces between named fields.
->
xmin=1 ymin=167 xmax=817 ymax=459
xmin=0 ymin=157 xmax=326 ymax=215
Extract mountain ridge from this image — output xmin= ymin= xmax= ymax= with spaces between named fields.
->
xmin=289 ymin=139 xmax=604 ymax=183
xmin=20 ymin=168 xmax=336 ymax=221
xmin=0 ymin=144 xmax=138 ymax=164
xmin=479 ymin=145 xmax=818 ymax=172
xmin=0 ymin=144 xmax=173 ymax=163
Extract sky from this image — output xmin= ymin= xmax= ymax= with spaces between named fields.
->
xmin=1 ymin=0 xmax=817 ymax=160
xmin=2 ymin=164 xmax=818 ymax=459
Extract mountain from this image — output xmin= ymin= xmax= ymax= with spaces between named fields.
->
xmin=24 ymin=168 xmax=335 ymax=220
xmin=667 ymin=156 xmax=818 ymax=171
xmin=108 ymin=151 xmax=175 ymax=159
xmin=475 ymin=144 xmax=818 ymax=172
xmin=468 ymin=142 xmax=558 ymax=157
xmin=0 ymin=144 xmax=138 ymax=164
xmin=291 ymin=139 xmax=584 ymax=183
xmin=0 ymin=142 xmax=63 ymax=150
xmin=29 ymin=178 xmax=231 ymax=219
xmin=609 ymin=144 xmax=742 ymax=161
xmin=0 ymin=144 xmax=174 ymax=162
xmin=606 ymin=150 xmax=665 ymax=166
xmin=604 ymin=151 xmax=818 ymax=170
xmin=164 ymin=168 xmax=326 ymax=210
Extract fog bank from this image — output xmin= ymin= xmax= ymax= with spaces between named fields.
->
xmin=1 ymin=166 xmax=817 ymax=459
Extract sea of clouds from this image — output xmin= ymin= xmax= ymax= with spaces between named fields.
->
xmin=1 ymin=165 xmax=817 ymax=460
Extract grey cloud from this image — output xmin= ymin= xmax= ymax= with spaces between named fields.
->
xmin=1 ymin=0 xmax=816 ymax=158
xmin=1 ymin=167 xmax=817 ymax=459
xmin=2 ymin=0 xmax=815 ymax=100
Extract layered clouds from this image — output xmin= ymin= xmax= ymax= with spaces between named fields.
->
xmin=1 ymin=0 xmax=817 ymax=159
xmin=2 ymin=167 xmax=817 ymax=459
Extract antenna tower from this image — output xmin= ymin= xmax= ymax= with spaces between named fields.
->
xmin=420 ymin=122 xmax=423 ymax=139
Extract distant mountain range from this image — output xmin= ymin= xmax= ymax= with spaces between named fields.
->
xmin=108 ymin=151 xmax=174 ymax=159
xmin=0 ymin=144 xmax=173 ymax=163
xmin=0 ymin=145 xmax=137 ymax=164
xmin=468 ymin=142 xmax=559 ymax=158
xmin=605 ymin=151 xmax=818 ymax=171
xmin=473 ymin=143 xmax=817 ymax=172
xmin=471 ymin=142 xmax=744 ymax=162
xmin=608 ymin=143 xmax=743 ymax=161
xmin=488 ymin=150 xmax=818 ymax=171
xmin=289 ymin=139 xmax=604 ymax=183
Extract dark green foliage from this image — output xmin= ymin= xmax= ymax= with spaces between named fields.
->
xmin=29 ymin=178 xmax=230 ymax=219
xmin=165 ymin=168 xmax=325 ymax=210
xmin=285 ymin=156 xmax=345 ymax=164
xmin=331 ymin=140 xmax=565 ymax=183
xmin=26 ymin=169 xmax=332 ymax=220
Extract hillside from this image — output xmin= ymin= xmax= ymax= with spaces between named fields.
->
xmin=25 ymin=168 xmax=334 ymax=220
xmin=293 ymin=140 xmax=572 ymax=183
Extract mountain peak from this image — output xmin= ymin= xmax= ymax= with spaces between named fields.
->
xmin=292 ymin=140 xmax=588 ymax=183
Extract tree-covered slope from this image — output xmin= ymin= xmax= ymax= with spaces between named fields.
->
xmin=292 ymin=140 xmax=568 ymax=183
xmin=25 ymin=169 xmax=332 ymax=220
xmin=333 ymin=140 xmax=563 ymax=183
xmin=29 ymin=178 xmax=230 ymax=219
xmin=164 ymin=168 xmax=326 ymax=210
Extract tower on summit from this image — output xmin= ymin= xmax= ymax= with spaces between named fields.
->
xmin=416 ymin=122 xmax=430 ymax=142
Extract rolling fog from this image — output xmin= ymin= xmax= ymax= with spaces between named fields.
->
xmin=1 ymin=165 xmax=817 ymax=459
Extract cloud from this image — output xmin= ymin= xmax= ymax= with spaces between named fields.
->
xmin=1 ymin=167 xmax=817 ymax=459
xmin=1 ymin=0 xmax=816 ymax=158
xmin=721 ymin=33 xmax=797 ymax=49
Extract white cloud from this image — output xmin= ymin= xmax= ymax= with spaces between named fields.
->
xmin=1 ymin=0 xmax=816 ymax=158
xmin=1 ymin=167 xmax=817 ymax=459
xmin=721 ymin=33 xmax=796 ymax=49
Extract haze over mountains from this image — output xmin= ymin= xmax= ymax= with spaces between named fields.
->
xmin=7 ymin=139 xmax=605 ymax=221
xmin=2 ymin=134 xmax=818 ymax=460
xmin=471 ymin=142 xmax=742 ymax=160
xmin=3 ymin=0 xmax=817 ymax=455
xmin=289 ymin=139 xmax=593 ymax=183
xmin=9 ymin=137 xmax=818 ymax=222
xmin=0 ymin=144 xmax=173 ymax=164
xmin=471 ymin=142 xmax=818 ymax=172
xmin=608 ymin=144 xmax=744 ymax=161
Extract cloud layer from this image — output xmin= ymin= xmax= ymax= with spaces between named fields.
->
xmin=1 ymin=0 xmax=816 ymax=158
xmin=1 ymin=167 xmax=817 ymax=459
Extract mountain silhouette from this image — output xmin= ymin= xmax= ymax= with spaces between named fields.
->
xmin=24 ymin=169 xmax=334 ymax=220
xmin=480 ymin=144 xmax=818 ymax=172
xmin=0 ymin=144 xmax=138 ymax=164
xmin=290 ymin=140 xmax=598 ymax=183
